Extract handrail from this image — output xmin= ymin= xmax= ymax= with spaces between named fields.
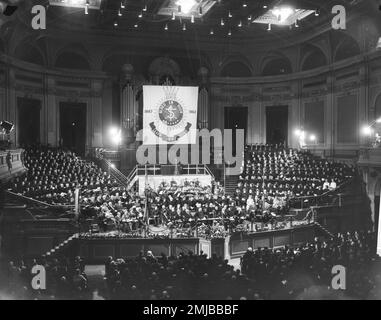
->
xmin=136 ymin=164 xmax=212 ymax=176
xmin=126 ymin=165 xmax=138 ymax=182
xmin=5 ymin=190 xmax=75 ymax=209
xmin=205 ymin=165 xmax=215 ymax=180
xmin=102 ymin=158 xmax=129 ymax=187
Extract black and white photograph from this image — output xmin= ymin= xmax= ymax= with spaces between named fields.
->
xmin=0 ymin=0 xmax=381 ymax=307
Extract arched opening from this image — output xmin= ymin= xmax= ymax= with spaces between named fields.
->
xmin=14 ymin=43 xmax=45 ymax=66
xmin=102 ymin=54 xmax=130 ymax=74
xmin=262 ymin=58 xmax=292 ymax=76
xmin=302 ymin=49 xmax=327 ymax=71
xmin=221 ymin=61 xmax=252 ymax=77
xmin=55 ymin=51 xmax=90 ymax=70
xmin=334 ymin=38 xmax=361 ymax=62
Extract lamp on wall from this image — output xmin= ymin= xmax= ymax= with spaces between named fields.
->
xmin=0 ymin=121 xmax=14 ymax=134
xmin=0 ymin=1 xmax=18 ymax=16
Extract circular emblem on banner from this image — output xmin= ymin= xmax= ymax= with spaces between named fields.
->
xmin=159 ymin=100 xmax=183 ymax=126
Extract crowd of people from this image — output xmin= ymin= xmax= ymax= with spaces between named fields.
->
xmin=10 ymin=146 xmax=119 ymax=205
xmin=103 ymin=230 xmax=380 ymax=300
xmin=241 ymin=230 xmax=379 ymax=299
xmin=1 ymin=256 xmax=89 ymax=300
xmin=0 ymin=230 xmax=379 ymax=300
xmin=235 ymin=144 xmax=356 ymax=214
xmin=7 ymin=144 xmax=355 ymax=237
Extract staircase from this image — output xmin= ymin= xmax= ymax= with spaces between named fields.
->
xmin=314 ymin=221 xmax=335 ymax=239
xmin=225 ymin=175 xmax=239 ymax=196
xmin=96 ymin=157 xmax=137 ymax=190
xmin=45 ymin=233 xmax=79 ymax=259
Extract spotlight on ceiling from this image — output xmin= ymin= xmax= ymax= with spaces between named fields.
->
xmin=0 ymin=121 xmax=14 ymax=134
xmin=176 ymin=0 xmax=196 ymax=14
xmin=160 ymin=0 xmax=215 ymax=19
xmin=253 ymin=6 xmax=315 ymax=26
xmin=272 ymin=7 xmax=294 ymax=23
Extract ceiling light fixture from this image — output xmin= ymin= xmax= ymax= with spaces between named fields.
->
xmin=176 ymin=0 xmax=196 ymax=14
xmin=271 ymin=7 xmax=294 ymax=23
xmin=120 ymin=1 xmax=125 ymax=9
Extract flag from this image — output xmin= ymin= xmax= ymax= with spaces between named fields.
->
xmin=143 ymin=85 xmax=198 ymax=145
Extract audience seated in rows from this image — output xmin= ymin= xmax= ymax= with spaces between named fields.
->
xmin=104 ymin=230 xmax=379 ymax=300
xmin=2 ymin=256 xmax=88 ymax=300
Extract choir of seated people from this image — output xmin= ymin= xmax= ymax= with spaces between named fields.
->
xmin=235 ymin=144 xmax=356 ymax=212
xmin=8 ymin=144 xmax=356 ymax=236
xmin=10 ymin=146 xmax=118 ymax=205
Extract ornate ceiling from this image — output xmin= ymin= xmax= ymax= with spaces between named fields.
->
xmin=28 ymin=0 xmax=371 ymax=41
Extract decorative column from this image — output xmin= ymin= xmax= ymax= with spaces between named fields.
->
xmin=326 ymin=74 xmax=335 ymax=158
xmin=120 ymin=64 xmax=138 ymax=173
xmin=359 ymin=63 xmax=369 ymax=147
xmin=6 ymin=68 xmax=16 ymax=147
xmin=45 ymin=76 xmax=57 ymax=146
xmin=91 ymin=79 xmax=104 ymax=148
xmin=197 ymin=67 xmax=210 ymax=129
xmin=120 ymin=64 xmax=136 ymax=136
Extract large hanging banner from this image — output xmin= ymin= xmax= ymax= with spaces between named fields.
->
xmin=143 ymin=85 xmax=198 ymax=145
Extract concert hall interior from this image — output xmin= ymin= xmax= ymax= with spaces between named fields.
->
xmin=1 ymin=0 xmax=381 ymax=301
